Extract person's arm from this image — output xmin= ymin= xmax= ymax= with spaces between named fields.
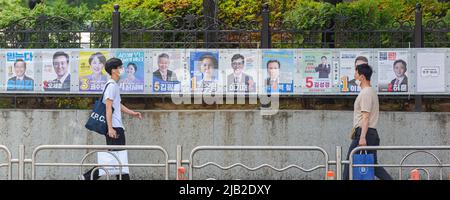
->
xmin=359 ymin=89 xmax=373 ymax=146
xmin=105 ymin=99 xmax=117 ymax=139
xmin=359 ymin=112 xmax=370 ymax=146
xmin=121 ymin=104 xmax=142 ymax=119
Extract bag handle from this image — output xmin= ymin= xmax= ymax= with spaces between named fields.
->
xmin=100 ymin=82 xmax=114 ymax=102
xmin=359 ymin=150 xmax=368 ymax=155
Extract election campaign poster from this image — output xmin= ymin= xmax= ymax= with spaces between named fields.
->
xmin=115 ymin=51 xmax=145 ymax=93
xmin=416 ymin=52 xmax=446 ymax=93
xmin=78 ymin=51 xmax=110 ymax=92
xmin=152 ymin=51 xmax=183 ymax=93
xmin=262 ymin=50 xmax=295 ymax=94
xmin=42 ymin=51 xmax=71 ymax=92
xmin=339 ymin=51 xmax=371 ymax=92
xmin=5 ymin=51 xmax=35 ymax=92
xmin=300 ymin=51 xmax=336 ymax=93
xmin=224 ymin=50 xmax=258 ymax=94
xmin=189 ymin=51 xmax=220 ymax=93
xmin=378 ymin=51 xmax=409 ymax=92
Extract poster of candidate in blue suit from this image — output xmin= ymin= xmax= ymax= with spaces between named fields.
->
xmin=6 ymin=51 xmax=34 ymax=92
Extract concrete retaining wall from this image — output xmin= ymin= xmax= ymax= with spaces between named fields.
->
xmin=1 ymin=109 xmax=449 ymax=180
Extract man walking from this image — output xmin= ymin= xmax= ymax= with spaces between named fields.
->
xmin=343 ymin=63 xmax=393 ymax=180
xmin=83 ymin=57 xmax=142 ymax=180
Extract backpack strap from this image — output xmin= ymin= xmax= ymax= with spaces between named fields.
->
xmin=100 ymin=82 xmax=114 ymax=102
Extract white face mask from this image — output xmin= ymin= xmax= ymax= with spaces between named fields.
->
xmin=118 ymin=68 xmax=126 ymax=79
xmin=355 ymin=79 xmax=361 ymax=86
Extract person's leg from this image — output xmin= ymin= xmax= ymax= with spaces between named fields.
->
xmin=343 ymin=137 xmax=359 ymax=180
xmin=81 ymin=132 xmax=119 ymax=180
xmin=374 ymin=162 xmax=393 ymax=180
xmin=111 ymin=128 xmax=130 ymax=180
xmin=84 ymin=129 xmax=123 ymax=180
xmin=81 ymin=132 xmax=115 ymax=180
xmin=116 ymin=174 xmax=130 ymax=180
xmin=366 ymin=130 xmax=393 ymax=180
xmin=83 ymin=127 xmax=128 ymax=180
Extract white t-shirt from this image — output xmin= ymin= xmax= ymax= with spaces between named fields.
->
xmin=103 ymin=79 xmax=124 ymax=129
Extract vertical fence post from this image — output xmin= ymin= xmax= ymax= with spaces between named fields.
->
xmin=414 ymin=3 xmax=423 ymax=112
xmin=37 ymin=15 xmax=49 ymax=48
xmin=203 ymin=0 xmax=217 ymax=48
xmin=112 ymin=4 xmax=121 ymax=48
xmin=18 ymin=145 xmax=25 ymax=180
xmin=261 ymin=3 xmax=271 ymax=48
xmin=414 ymin=3 xmax=423 ymax=48
xmin=176 ymin=145 xmax=182 ymax=172
xmin=176 ymin=145 xmax=182 ymax=179
xmin=176 ymin=145 xmax=187 ymax=180
xmin=336 ymin=146 xmax=342 ymax=180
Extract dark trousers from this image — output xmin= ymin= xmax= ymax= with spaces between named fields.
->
xmin=83 ymin=127 xmax=130 ymax=180
xmin=343 ymin=127 xmax=393 ymax=180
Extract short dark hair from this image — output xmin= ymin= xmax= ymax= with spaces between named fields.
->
xmin=53 ymin=51 xmax=69 ymax=63
xmin=127 ymin=62 xmax=137 ymax=71
xmin=105 ymin=57 xmax=123 ymax=75
xmin=14 ymin=58 xmax=26 ymax=69
xmin=158 ymin=53 xmax=169 ymax=60
xmin=199 ymin=54 xmax=218 ymax=69
xmin=356 ymin=63 xmax=373 ymax=81
xmin=266 ymin=60 xmax=280 ymax=70
xmin=393 ymin=59 xmax=407 ymax=71
xmin=231 ymin=54 xmax=244 ymax=62
xmin=354 ymin=56 xmax=368 ymax=64
xmin=89 ymin=52 xmax=106 ymax=66
xmin=321 ymin=56 xmax=327 ymax=60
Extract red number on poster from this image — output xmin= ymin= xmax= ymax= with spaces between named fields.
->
xmin=306 ymin=77 xmax=313 ymax=88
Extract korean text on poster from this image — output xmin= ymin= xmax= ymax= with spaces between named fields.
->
xmin=6 ymin=51 xmax=34 ymax=91
xmin=225 ymin=51 xmax=257 ymax=93
xmin=378 ymin=51 xmax=409 ymax=92
xmin=79 ymin=51 xmax=110 ymax=92
xmin=416 ymin=52 xmax=446 ymax=93
xmin=339 ymin=51 xmax=371 ymax=92
xmin=116 ymin=51 xmax=145 ymax=93
xmin=152 ymin=51 xmax=182 ymax=93
xmin=190 ymin=51 xmax=220 ymax=93
xmin=262 ymin=50 xmax=295 ymax=94
xmin=43 ymin=51 xmax=71 ymax=92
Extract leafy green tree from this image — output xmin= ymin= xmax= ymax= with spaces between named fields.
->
xmin=0 ymin=0 xmax=91 ymax=48
xmin=90 ymin=0 xmax=166 ymax=47
xmin=281 ymin=0 xmax=335 ymax=47
xmin=285 ymin=0 xmax=336 ymax=30
xmin=284 ymin=0 xmax=449 ymax=47
xmin=91 ymin=0 xmax=203 ymax=27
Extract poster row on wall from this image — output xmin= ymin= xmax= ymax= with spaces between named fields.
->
xmin=1 ymin=49 xmax=448 ymax=95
